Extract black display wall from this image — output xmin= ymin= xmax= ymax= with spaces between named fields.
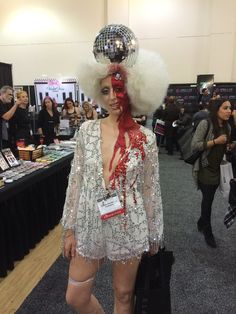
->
xmin=213 ymin=83 xmax=236 ymax=107
xmin=0 ymin=62 xmax=13 ymax=87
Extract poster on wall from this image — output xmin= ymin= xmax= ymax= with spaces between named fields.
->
xmin=197 ymin=74 xmax=214 ymax=95
xmin=167 ymin=84 xmax=198 ymax=113
xmin=34 ymin=78 xmax=77 ymax=111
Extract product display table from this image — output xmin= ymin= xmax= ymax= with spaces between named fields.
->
xmin=0 ymin=152 xmax=73 ymax=277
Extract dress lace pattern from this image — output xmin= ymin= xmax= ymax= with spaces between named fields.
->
xmin=61 ymin=120 xmax=163 ymax=261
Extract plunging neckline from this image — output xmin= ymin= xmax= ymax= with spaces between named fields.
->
xmin=99 ymin=119 xmax=130 ymax=190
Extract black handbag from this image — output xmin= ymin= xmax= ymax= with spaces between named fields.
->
xmin=134 ymin=249 xmax=174 ymax=314
xmin=178 ymin=120 xmax=210 ymax=165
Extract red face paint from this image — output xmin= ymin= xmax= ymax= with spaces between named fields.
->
xmin=107 ymin=68 xmax=147 ymax=221
xmin=109 ymin=72 xmax=136 ymax=171
xmin=111 ymin=73 xmax=128 ymax=112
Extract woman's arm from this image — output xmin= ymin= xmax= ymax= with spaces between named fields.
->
xmin=61 ymin=128 xmax=84 ymax=235
xmin=142 ymin=134 xmax=163 ymax=248
xmin=191 ymin=119 xmax=210 ymax=152
xmin=192 ymin=119 xmax=228 ymax=152
xmin=2 ymin=101 xmax=20 ymax=121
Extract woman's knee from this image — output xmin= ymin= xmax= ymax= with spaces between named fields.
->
xmin=65 ymin=283 xmax=92 ymax=309
xmin=113 ymin=286 xmax=134 ymax=305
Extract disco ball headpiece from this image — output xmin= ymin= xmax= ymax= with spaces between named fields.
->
xmin=78 ymin=24 xmax=169 ymax=115
xmin=93 ymin=24 xmax=138 ymax=67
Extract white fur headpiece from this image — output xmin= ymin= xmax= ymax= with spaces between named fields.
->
xmin=78 ymin=49 xmax=169 ymax=116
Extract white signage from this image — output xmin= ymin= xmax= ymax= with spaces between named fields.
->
xmin=34 ymin=78 xmax=77 ymax=111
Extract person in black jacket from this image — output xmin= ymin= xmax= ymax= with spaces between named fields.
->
xmin=13 ymin=90 xmax=32 ymax=146
xmin=163 ymin=96 xmax=179 ymax=155
xmin=227 ymin=102 xmax=236 ymax=176
xmin=175 ymin=105 xmax=192 ymax=159
xmin=176 ymin=105 xmax=192 ymax=138
xmin=0 ymin=86 xmax=18 ymax=149
xmin=152 ymin=104 xmax=166 ymax=147
xmin=37 ymin=97 xmax=60 ymax=145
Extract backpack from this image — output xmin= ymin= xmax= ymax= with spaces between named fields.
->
xmin=178 ymin=119 xmax=210 ymax=165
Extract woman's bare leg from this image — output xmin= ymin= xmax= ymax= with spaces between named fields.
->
xmin=112 ymin=258 xmax=140 ymax=314
xmin=66 ymin=254 xmax=105 ymax=314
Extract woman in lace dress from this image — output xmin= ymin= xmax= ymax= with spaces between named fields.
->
xmin=61 ymin=48 xmax=168 ymax=314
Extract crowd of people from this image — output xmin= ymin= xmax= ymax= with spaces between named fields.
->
xmin=152 ymin=95 xmax=236 ymax=250
xmin=0 ymin=86 xmax=100 ymax=150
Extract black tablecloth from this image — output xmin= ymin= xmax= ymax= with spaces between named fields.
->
xmin=0 ymin=153 xmax=73 ymax=277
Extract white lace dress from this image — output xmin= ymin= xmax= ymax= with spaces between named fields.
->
xmin=61 ymin=120 xmax=163 ymax=261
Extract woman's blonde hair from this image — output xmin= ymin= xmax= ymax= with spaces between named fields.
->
xmin=16 ymin=90 xmax=27 ymax=99
xmin=82 ymin=101 xmax=92 ymax=109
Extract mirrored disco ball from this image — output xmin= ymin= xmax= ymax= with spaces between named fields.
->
xmin=93 ymin=24 xmax=139 ymax=67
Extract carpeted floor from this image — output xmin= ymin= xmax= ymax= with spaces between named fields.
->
xmin=16 ymin=151 xmax=236 ymax=314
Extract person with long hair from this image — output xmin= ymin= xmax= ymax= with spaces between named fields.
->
xmin=37 ymin=96 xmax=60 ymax=145
xmin=192 ymin=98 xmax=232 ymax=248
xmin=61 ymin=24 xmax=168 ymax=314
xmin=81 ymin=101 xmax=98 ymax=120
xmin=62 ymin=97 xmax=81 ymax=130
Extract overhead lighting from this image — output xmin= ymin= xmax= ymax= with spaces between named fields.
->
xmin=3 ymin=7 xmax=62 ymax=38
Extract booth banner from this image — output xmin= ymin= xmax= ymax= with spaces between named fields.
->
xmin=213 ymin=83 xmax=236 ymax=105
xmin=197 ymin=74 xmax=214 ymax=95
xmin=34 ymin=78 xmax=77 ymax=111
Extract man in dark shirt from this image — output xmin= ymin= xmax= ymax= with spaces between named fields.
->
xmin=198 ymin=88 xmax=211 ymax=106
xmin=0 ymin=86 xmax=18 ymax=149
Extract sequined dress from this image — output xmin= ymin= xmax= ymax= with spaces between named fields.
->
xmin=61 ymin=120 xmax=163 ymax=261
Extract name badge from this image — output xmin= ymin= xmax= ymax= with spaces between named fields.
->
xmin=97 ymin=191 xmax=124 ymax=220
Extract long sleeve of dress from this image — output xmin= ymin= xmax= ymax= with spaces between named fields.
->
xmin=142 ymin=135 xmax=164 ymax=244
xmin=61 ymin=129 xmax=84 ymax=231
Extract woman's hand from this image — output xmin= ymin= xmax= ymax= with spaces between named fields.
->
xmin=215 ymin=134 xmax=227 ymax=145
xmin=63 ymin=232 xmax=76 ymax=259
xmin=149 ymin=242 xmax=159 ymax=256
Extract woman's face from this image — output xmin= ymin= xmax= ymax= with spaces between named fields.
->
xmin=45 ymin=98 xmax=53 ymax=109
xmin=83 ymin=103 xmax=90 ymax=111
xmin=100 ymin=75 xmax=127 ymax=116
xmin=217 ymin=101 xmax=231 ymax=121
xmin=18 ymin=92 xmax=28 ymax=105
xmin=66 ymin=101 xmax=73 ymax=108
